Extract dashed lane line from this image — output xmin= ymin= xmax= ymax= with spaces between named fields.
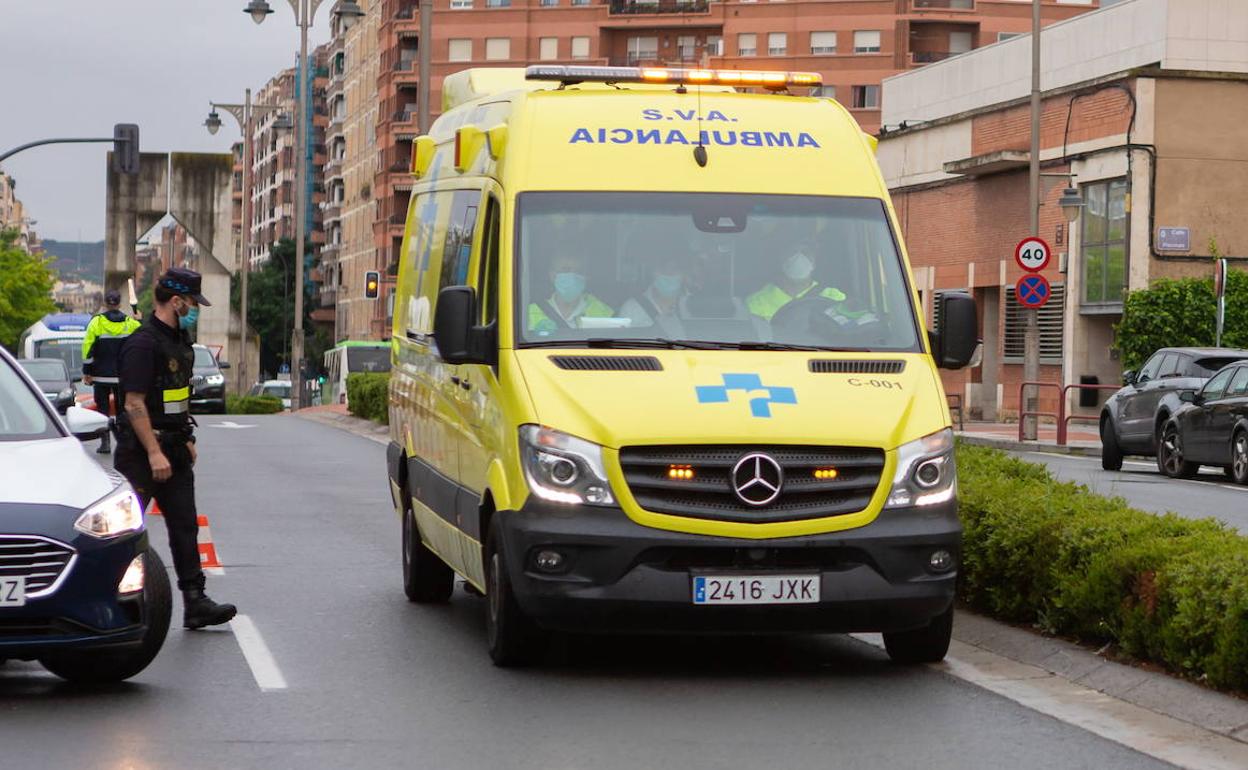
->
xmin=229 ymin=614 xmax=288 ymax=692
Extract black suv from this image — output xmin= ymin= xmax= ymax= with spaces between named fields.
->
xmin=1100 ymin=347 xmax=1248 ymax=470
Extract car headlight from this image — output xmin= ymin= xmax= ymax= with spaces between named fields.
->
xmin=74 ymin=487 xmax=144 ymax=538
xmin=519 ymin=425 xmax=615 ymax=506
xmin=205 ymin=374 xmax=225 ymax=386
xmin=885 ymin=428 xmax=956 ymax=508
xmin=58 ymin=387 xmax=74 ymax=401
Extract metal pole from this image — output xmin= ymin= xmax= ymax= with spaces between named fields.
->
xmin=1022 ymin=0 xmax=1042 ymax=441
xmin=239 ymin=89 xmax=253 ymax=398
xmin=291 ymin=0 xmax=309 ymax=410
xmin=419 ymin=0 xmax=432 ymax=132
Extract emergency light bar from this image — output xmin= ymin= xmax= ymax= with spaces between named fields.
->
xmin=525 ymin=65 xmax=821 ymax=92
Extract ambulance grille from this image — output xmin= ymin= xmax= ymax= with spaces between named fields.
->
xmin=0 ymin=536 xmax=76 ymax=597
xmin=808 ymin=360 xmax=905 ymax=375
xmin=549 ymin=355 xmax=663 ymax=371
xmin=619 ymin=445 xmax=886 ymax=524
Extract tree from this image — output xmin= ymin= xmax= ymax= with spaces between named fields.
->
xmin=0 ymin=229 xmax=58 ymax=352
xmin=1114 ymin=268 xmax=1248 ymax=370
xmin=229 ymin=238 xmax=330 ymax=378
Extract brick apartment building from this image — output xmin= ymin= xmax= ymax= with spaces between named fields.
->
xmin=0 ymin=169 xmax=39 ymax=253
xmin=879 ymin=0 xmax=1248 ymax=423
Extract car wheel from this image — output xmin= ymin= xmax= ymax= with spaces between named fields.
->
xmin=1100 ymin=417 xmax=1124 ymax=471
xmin=401 ymin=493 xmax=454 ymax=604
xmin=485 ymin=524 xmax=547 ymax=667
xmin=1157 ymin=422 xmax=1198 ymax=479
xmin=40 ymin=550 xmax=173 ymax=684
xmin=1231 ymin=431 xmax=1248 ymax=486
xmin=883 ymin=604 xmax=953 ymax=664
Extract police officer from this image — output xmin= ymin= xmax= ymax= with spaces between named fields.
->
xmin=82 ymin=289 xmax=140 ymax=454
xmin=746 ymin=242 xmax=848 ymax=322
xmin=116 ymin=267 xmax=237 ymax=630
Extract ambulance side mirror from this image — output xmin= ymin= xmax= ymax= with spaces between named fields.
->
xmin=433 ymin=286 xmax=496 ymax=366
xmin=932 ymin=292 xmax=978 ymax=370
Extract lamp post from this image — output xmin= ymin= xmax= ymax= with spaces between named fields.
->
xmin=244 ymin=0 xmax=364 ymax=409
xmin=204 ymin=91 xmax=290 ymax=398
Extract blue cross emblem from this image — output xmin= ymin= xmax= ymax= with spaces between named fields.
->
xmin=695 ymin=373 xmax=797 ymax=418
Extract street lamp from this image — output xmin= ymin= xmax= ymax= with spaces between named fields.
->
xmin=243 ymin=0 xmax=361 ymax=410
xmin=204 ymin=92 xmax=287 ymax=400
xmin=1058 ymin=186 xmax=1085 ymax=223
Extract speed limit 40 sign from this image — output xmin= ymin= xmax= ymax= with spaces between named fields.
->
xmin=1015 ymin=237 xmax=1052 ymax=273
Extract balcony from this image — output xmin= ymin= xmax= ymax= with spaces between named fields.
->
xmin=319 ymin=287 xmax=338 ymax=308
xmin=910 ymin=51 xmax=957 ymax=64
xmin=608 ymin=0 xmax=709 ymax=15
xmin=912 ymin=0 xmax=973 ymax=8
xmin=392 ymin=109 xmax=418 ymax=128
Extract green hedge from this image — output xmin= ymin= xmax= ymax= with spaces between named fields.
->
xmin=957 ymin=443 xmax=1248 ymax=690
xmin=1114 ymin=268 xmax=1247 ymax=371
xmin=225 ymin=395 xmax=284 ymax=415
xmin=346 ymin=372 xmax=389 ymax=424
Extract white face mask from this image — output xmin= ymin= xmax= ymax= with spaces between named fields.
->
xmin=783 ymin=252 xmax=814 ymax=282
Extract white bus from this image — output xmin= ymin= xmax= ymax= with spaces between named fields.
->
xmin=18 ymin=313 xmax=94 ymax=380
xmin=323 ymin=341 xmax=391 ymax=406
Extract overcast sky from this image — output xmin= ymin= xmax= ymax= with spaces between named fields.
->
xmin=0 ymin=1 xmax=332 ymax=242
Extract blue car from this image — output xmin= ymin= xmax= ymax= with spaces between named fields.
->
xmin=0 ymin=345 xmax=171 ymax=683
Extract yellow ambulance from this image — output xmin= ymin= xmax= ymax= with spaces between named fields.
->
xmin=386 ymin=66 xmax=978 ymax=666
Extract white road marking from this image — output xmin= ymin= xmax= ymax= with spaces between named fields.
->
xmin=230 ymin=614 xmax=288 ymax=692
xmin=851 ymin=634 xmax=1248 ymax=770
xmin=207 ymin=421 xmax=256 ymax=429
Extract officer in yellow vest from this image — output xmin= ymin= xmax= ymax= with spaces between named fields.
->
xmin=746 ymin=243 xmax=847 ymax=322
xmin=527 ymin=251 xmax=613 ymax=335
xmin=82 ymin=290 xmax=141 ymax=453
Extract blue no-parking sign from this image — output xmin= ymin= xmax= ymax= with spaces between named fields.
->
xmin=1015 ymin=274 xmax=1051 ymax=309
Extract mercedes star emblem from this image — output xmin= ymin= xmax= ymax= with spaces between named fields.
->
xmin=731 ymin=453 xmax=784 ymax=506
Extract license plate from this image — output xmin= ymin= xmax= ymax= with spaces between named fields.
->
xmin=692 ymin=575 xmax=819 ymax=605
xmin=0 ymin=577 xmax=26 ymax=607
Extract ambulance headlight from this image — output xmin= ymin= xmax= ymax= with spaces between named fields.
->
xmin=885 ymin=428 xmax=956 ymax=508
xmin=75 ymin=486 xmax=145 ymax=538
xmin=520 ymin=425 xmax=615 ymax=506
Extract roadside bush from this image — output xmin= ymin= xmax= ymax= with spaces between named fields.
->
xmin=956 ymin=442 xmax=1248 ymax=691
xmin=1114 ymin=268 xmax=1248 ymax=370
xmin=346 ymin=372 xmax=389 ymax=424
xmin=225 ymin=395 xmax=284 ymax=415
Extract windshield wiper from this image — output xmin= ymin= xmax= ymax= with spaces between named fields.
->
xmin=586 ymin=338 xmax=723 ymax=350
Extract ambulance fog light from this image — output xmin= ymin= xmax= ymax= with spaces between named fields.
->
xmin=533 ymin=549 xmax=566 ymax=573
xmin=928 ymin=550 xmax=954 ymax=574
xmin=118 ymin=554 xmax=146 ymax=594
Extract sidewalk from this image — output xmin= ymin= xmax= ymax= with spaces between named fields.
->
xmin=956 ymin=420 xmax=1102 ymax=457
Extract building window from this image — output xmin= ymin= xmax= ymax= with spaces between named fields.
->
xmin=448 ymin=39 xmax=472 ymax=62
xmin=851 ymin=85 xmax=879 ymax=109
xmin=485 ymin=38 xmax=511 ymax=61
xmin=572 ymin=0 xmax=591 ymax=5
xmin=810 ymin=31 xmax=837 ymax=55
xmin=450 ymin=0 xmax=472 ymax=8
xmin=1005 ymin=283 xmax=1066 ymax=363
xmin=738 ymin=33 xmax=757 ymax=57
xmin=768 ymin=32 xmax=787 ymax=56
xmin=627 ymin=36 xmax=658 ymax=65
xmin=1081 ymin=178 xmax=1128 ymax=307
xmin=539 ymin=37 xmax=558 ymax=61
xmin=676 ymin=35 xmax=696 ymax=61
xmin=571 ymin=36 xmax=590 ymax=59
xmin=706 ymin=35 xmax=723 ymax=56
xmin=998 ymin=32 xmax=1022 ymax=43
xmin=485 ymin=0 xmax=510 ymax=6
xmin=853 ymin=30 xmax=881 ymax=54
xmin=540 ymin=0 xmax=558 ymax=5
xmin=811 ymin=85 xmax=836 ymax=99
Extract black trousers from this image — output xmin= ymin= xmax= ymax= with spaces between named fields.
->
xmin=93 ymin=382 xmax=123 ymax=417
xmin=114 ymin=439 xmax=204 ymax=592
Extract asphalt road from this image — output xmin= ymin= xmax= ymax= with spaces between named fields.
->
xmin=1 ymin=416 xmax=1180 ymax=769
xmin=1010 ymin=450 xmax=1248 ymax=532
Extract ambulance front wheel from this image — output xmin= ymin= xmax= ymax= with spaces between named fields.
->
xmin=402 ymin=497 xmax=454 ymax=604
xmin=485 ymin=525 xmax=547 ymax=667
xmin=882 ymin=604 xmax=953 ymax=664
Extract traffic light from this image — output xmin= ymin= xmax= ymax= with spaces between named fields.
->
xmin=365 ymin=271 xmax=380 ymax=299
xmin=113 ymin=123 xmax=140 ymax=176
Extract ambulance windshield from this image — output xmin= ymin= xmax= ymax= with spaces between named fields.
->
xmin=515 ymin=192 xmax=922 ymax=352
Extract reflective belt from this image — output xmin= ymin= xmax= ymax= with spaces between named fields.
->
xmin=163 ymin=387 xmax=190 ymax=414
xmin=93 ymin=376 xmax=120 ymax=384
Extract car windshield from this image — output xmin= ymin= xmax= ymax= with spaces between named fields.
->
xmin=0 ymin=358 xmax=61 ymax=441
xmin=347 ymin=347 xmax=391 ymax=373
xmin=262 ymin=384 xmax=291 ymax=398
xmin=515 ymin=192 xmax=921 ymax=351
xmin=34 ymin=338 xmax=84 ymax=379
xmin=20 ymin=360 xmax=68 ymax=382
xmin=194 ymin=347 xmax=217 ymax=368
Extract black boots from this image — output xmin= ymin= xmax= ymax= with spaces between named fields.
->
xmin=96 ymin=433 xmax=111 ymax=454
xmin=182 ymin=589 xmax=237 ymax=630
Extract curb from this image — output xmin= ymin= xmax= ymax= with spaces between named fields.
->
xmin=296 ymin=409 xmax=389 ymax=445
xmin=956 ymin=433 xmax=1102 ymax=458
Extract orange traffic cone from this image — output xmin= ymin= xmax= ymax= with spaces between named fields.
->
xmin=146 ymin=499 xmax=163 ymax=517
xmin=197 ymin=515 xmax=222 ymax=569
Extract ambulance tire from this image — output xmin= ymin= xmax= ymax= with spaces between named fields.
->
xmin=402 ymin=500 xmax=454 ymax=603
xmin=485 ymin=525 xmax=547 ymax=667
xmin=882 ymin=604 xmax=953 ymax=665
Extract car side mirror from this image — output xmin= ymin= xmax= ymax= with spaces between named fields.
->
xmin=433 ymin=286 xmax=496 ymax=366
xmin=219 ymin=361 xmax=231 ymax=369
xmin=65 ymin=405 xmax=110 ymax=441
xmin=931 ymin=291 xmax=978 ymax=369
xmin=1179 ymin=390 xmax=1202 ymax=405
xmin=1122 ymin=370 xmax=1136 ymax=386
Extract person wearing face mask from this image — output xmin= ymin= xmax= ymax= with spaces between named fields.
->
xmin=527 ymin=251 xmax=613 ymax=335
xmin=115 ymin=267 xmax=237 ymax=631
xmin=619 ymin=256 xmax=689 ymax=330
xmin=746 ymin=243 xmax=847 ymax=322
